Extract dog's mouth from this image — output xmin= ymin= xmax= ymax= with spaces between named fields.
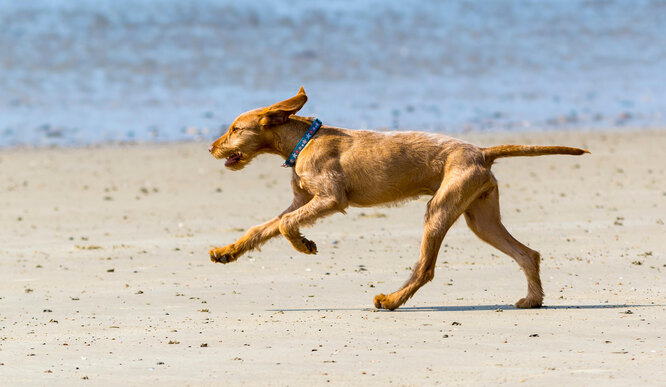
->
xmin=225 ymin=153 xmax=243 ymax=166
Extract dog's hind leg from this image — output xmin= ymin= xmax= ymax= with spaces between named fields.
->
xmin=374 ymin=166 xmax=491 ymax=310
xmin=210 ymin=182 xmax=313 ymax=264
xmin=464 ymin=185 xmax=544 ymax=308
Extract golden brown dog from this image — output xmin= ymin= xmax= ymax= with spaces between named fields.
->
xmin=208 ymin=87 xmax=588 ymax=310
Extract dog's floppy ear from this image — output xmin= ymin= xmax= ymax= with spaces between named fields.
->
xmin=259 ymin=87 xmax=308 ymax=127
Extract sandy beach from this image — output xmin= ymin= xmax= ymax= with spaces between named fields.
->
xmin=1 ymin=128 xmax=664 ymax=385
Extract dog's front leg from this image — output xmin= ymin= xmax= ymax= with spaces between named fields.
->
xmin=209 ymin=217 xmax=282 ymax=264
xmin=210 ymin=189 xmax=312 ymax=264
xmin=278 ymin=195 xmax=344 ymax=255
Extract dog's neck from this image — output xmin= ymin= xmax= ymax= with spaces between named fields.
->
xmin=268 ymin=117 xmax=317 ymax=159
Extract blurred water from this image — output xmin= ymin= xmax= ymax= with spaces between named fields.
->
xmin=1 ymin=0 xmax=665 ymax=147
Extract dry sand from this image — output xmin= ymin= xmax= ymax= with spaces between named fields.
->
xmin=1 ymin=129 xmax=664 ymax=385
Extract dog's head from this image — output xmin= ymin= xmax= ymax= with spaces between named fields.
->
xmin=209 ymin=87 xmax=308 ymax=170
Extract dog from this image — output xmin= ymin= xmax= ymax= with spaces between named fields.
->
xmin=208 ymin=87 xmax=588 ymax=310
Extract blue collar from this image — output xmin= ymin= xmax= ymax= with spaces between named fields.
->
xmin=282 ymin=118 xmax=322 ymax=168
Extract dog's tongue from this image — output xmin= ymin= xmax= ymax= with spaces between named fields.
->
xmin=225 ymin=154 xmax=241 ymax=166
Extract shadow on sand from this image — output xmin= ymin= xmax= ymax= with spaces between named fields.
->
xmin=267 ymin=304 xmax=658 ymax=313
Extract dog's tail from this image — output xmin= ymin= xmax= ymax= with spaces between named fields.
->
xmin=482 ymin=145 xmax=589 ymax=167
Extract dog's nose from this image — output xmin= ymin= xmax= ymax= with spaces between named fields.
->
xmin=208 ymin=145 xmax=214 ymax=153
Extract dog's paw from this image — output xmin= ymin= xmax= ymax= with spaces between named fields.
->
xmin=209 ymin=246 xmax=238 ymax=264
xmin=373 ymin=293 xmax=399 ymax=311
xmin=515 ymin=297 xmax=543 ymax=309
xmin=291 ymin=237 xmax=317 ymax=254
xmin=301 ymin=238 xmax=318 ymax=254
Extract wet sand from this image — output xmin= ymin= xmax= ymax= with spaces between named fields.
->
xmin=1 ymin=129 xmax=664 ymax=385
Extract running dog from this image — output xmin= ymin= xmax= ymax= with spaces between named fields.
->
xmin=208 ymin=87 xmax=588 ymax=310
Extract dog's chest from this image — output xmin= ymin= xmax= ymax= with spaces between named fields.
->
xmin=295 ymin=175 xmax=305 ymax=190
xmin=292 ymin=172 xmax=308 ymax=191
xmin=292 ymin=167 xmax=341 ymax=194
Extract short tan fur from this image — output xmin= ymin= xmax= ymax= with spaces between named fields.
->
xmin=208 ymin=88 xmax=589 ymax=310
